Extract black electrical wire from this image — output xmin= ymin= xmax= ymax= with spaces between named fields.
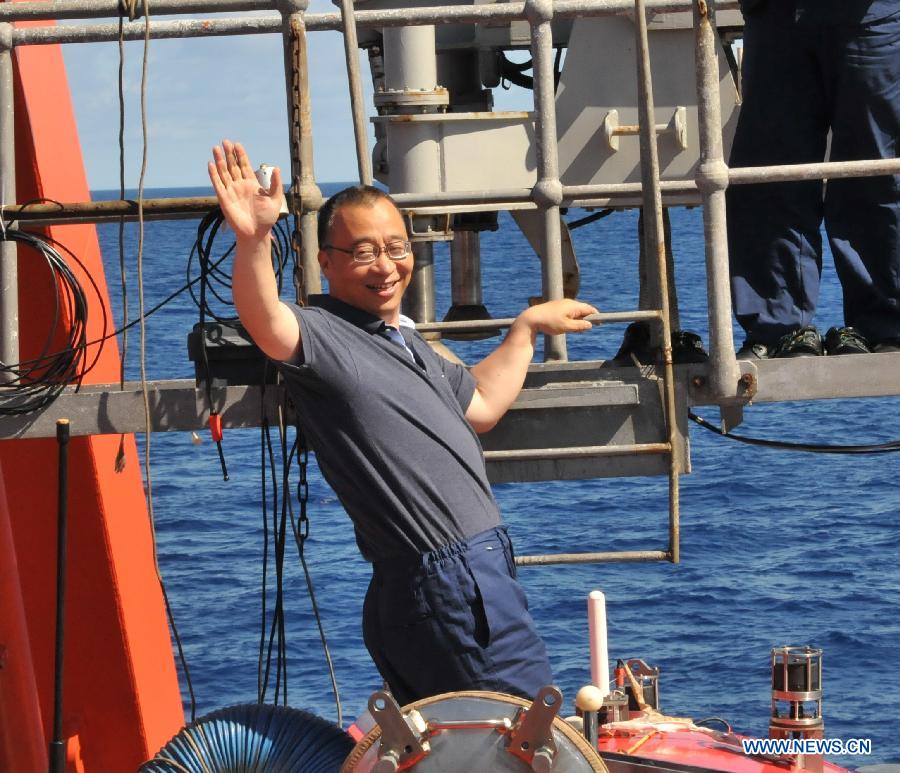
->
xmin=689 ymin=410 xmax=900 ymax=454
xmin=189 ymin=210 xmax=236 ymax=321
xmin=2 ymin=199 xmax=231 ymax=356
xmin=504 ymin=53 xmax=534 ymax=73
xmin=254 ymin=401 xmax=343 ymax=723
xmin=258 ymin=416 xmax=288 ymax=705
xmin=554 ymin=45 xmax=563 ymax=91
xmin=187 ymin=208 xmax=292 ymax=323
xmin=184 ymin=199 xmax=301 ymax=707
xmin=499 ymin=52 xmax=534 ymax=89
xmin=188 ymin=207 xmax=292 ymax=483
xmin=497 ymin=47 xmax=563 ymax=91
xmin=567 ymin=208 xmax=615 ymax=230
xmin=0 ymin=228 xmax=106 ymax=416
xmin=276 ymin=420 xmax=290 ymax=704
xmin=6 ymin=208 xmax=293 ymax=377
xmin=258 ymin=417 xmax=274 ymax=703
xmin=185 ymin=185 xmax=341 ymax=719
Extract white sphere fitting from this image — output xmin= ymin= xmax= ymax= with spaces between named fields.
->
xmin=575 ymin=684 xmax=606 ymax=713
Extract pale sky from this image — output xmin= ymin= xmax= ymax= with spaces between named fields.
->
xmin=60 ymin=8 xmax=530 ymax=191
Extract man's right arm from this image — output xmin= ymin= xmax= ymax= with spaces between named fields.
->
xmin=208 ymin=140 xmax=301 ymax=362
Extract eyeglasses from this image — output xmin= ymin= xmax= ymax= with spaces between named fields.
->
xmin=324 ymin=240 xmax=411 ymax=265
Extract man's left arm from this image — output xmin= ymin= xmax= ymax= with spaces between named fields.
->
xmin=465 ymin=299 xmax=599 ymax=433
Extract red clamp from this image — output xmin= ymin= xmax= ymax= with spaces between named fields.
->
xmin=209 ymin=413 xmax=229 ymax=481
xmin=209 ymin=412 xmax=223 ymax=443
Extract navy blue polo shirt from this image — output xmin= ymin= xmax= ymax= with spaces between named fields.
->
xmin=275 ymin=295 xmax=502 ymax=562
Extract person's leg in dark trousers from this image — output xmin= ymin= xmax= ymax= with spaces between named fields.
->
xmin=362 ymin=527 xmax=552 ymax=706
xmin=727 ymin=2 xmax=829 ymax=346
xmin=824 ymin=10 xmax=900 ymax=344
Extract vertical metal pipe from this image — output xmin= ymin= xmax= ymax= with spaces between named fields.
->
xmin=383 ymin=25 xmax=437 ymax=91
xmin=525 ymin=0 xmax=566 ymax=361
xmin=337 ymin=0 xmax=372 ymax=185
xmin=404 ymin=242 xmax=435 ymax=330
xmin=381 ymin=24 xmax=442 ymax=326
xmin=281 ymin=1 xmax=322 ymax=299
xmin=50 ymin=419 xmax=71 ymax=773
xmin=0 ymin=25 xmax=20 ymax=381
xmin=382 ymin=24 xmax=441 ymax=198
xmin=450 ymin=230 xmax=483 ymax=307
xmin=692 ymin=0 xmax=739 ymax=397
xmin=445 ymin=230 xmax=495 ymax=340
xmin=633 ymin=0 xmax=680 ymax=562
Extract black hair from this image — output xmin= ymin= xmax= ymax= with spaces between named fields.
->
xmin=317 ymin=185 xmax=402 ymax=247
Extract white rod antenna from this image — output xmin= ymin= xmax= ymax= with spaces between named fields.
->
xmin=588 ymin=590 xmax=610 ymax=697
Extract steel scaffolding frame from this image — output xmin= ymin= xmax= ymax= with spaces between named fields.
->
xmin=2 ymin=0 xmax=900 ymax=565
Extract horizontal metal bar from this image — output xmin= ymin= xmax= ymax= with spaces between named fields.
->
xmin=427 ymin=719 xmax=512 ymax=731
xmin=12 ymin=16 xmax=282 ymax=46
xmin=392 ymin=188 xmax=532 ymax=208
xmin=415 ymin=310 xmax=661 ymax=334
xmin=2 ymin=0 xmax=740 ymax=27
xmin=8 ymin=157 xmax=896 ymax=225
xmin=688 ymin=351 xmax=900 ymax=406
xmin=0 ymin=190 xmax=677 ymax=226
xmin=372 ymin=110 xmax=533 ymax=124
xmin=5 ymin=196 xmax=221 ymax=225
xmin=729 ymin=158 xmax=900 ymax=185
xmin=516 ymin=550 xmax=670 ymax=566
xmin=405 ymin=196 xmax=703 ymax=216
xmin=564 ymin=180 xmax=698 ymax=199
xmin=0 ymin=380 xmax=284 ymax=439
xmin=8 ymin=354 xmax=900 ymax=439
xmin=484 ymin=442 xmax=671 ymax=461
xmin=0 ymin=0 xmax=272 ymax=22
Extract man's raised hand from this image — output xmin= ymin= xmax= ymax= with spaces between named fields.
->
xmin=208 ymin=140 xmax=284 ymax=242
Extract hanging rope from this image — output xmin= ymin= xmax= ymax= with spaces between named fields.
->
xmin=114 ymin=0 xmax=197 ymax=719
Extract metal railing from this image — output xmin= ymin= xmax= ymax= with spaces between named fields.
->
xmin=2 ymin=0 xmax=899 ymax=566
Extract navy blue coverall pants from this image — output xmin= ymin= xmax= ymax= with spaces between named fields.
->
xmin=363 ymin=526 xmax=553 ymax=707
xmin=727 ymin=1 xmax=900 ymax=347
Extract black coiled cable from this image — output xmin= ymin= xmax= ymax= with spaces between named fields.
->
xmin=187 ymin=208 xmax=293 ymax=323
xmin=0 ymin=227 xmax=106 ymax=416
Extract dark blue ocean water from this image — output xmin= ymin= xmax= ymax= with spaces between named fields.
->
xmin=95 ymin=187 xmax=900 ymax=769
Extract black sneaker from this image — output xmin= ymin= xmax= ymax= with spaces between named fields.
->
xmin=736 ymin=341 xmax=771 ymax=359
xmin=612 ymin=322 xmax=708 ymax=365
xmin=772 ymin=326 xmax=824 ymax=358
xmin=873 ymin=337 xmax=900 ymax=353
xmin=824 ymin=326 xmax=871 ymax=355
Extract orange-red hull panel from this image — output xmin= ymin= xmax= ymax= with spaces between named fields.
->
xmin=0 ymin=20 xmax=183 ymax=773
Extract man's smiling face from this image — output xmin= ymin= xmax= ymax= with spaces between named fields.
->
xmin=318 ymin=198 xmax=413 ymax=326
